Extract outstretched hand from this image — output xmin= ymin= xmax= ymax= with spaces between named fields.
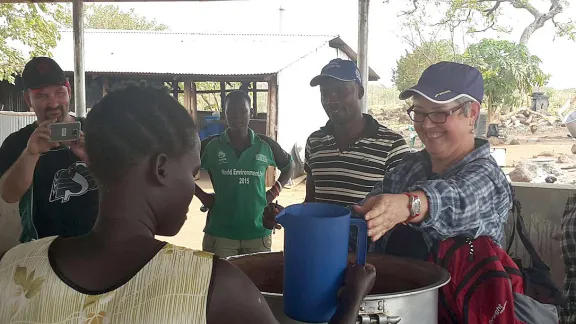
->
xmin=353 ymin=194 xmax=410 ymax=242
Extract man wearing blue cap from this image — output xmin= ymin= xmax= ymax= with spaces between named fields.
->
xmin=305 ymin=59 xmax=409 ymax=208
xmin=352 ymin=62 xmax=560 ymax=323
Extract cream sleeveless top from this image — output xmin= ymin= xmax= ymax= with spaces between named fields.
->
xmin=0 ymin=236 xmax=214 ymax=324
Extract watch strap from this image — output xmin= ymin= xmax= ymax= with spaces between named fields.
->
xmin=402 ymin=192 xmax=420 ymax=225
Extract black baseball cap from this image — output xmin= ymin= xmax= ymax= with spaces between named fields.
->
xmin=399 ymin=61 xmax=484 ymax=104
xmin=22 ymin=57 xmax=67 ymax=91
xmin=310 ymin=58 xmax=363 ymax=87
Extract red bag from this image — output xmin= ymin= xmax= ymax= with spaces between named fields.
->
xmin=429 ymin=236 xmax=525 ymax=324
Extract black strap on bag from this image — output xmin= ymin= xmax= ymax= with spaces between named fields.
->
xmin=507 ymin=199 xmax=548 ymax=269
xmin=507 ymin=195 xmax=566 ymax=306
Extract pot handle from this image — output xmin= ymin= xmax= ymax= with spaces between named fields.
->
xmin=355 ymin=314 xmax=401 ymax=323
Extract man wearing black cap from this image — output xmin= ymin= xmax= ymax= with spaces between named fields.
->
xmin=0 ymin=57 xmax=98 ymax=243
xmin=305 ymin=58 xmax=409 ymax=206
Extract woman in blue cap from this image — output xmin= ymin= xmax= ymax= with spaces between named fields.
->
xmin=351 ymin=62 xmax=557 ymax=323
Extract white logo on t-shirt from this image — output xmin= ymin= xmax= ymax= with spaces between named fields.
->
xmin=49 ymin=161 xmax=97 ymax=203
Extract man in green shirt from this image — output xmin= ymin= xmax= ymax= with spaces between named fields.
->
xmin=195 ymin=90 xmax=294 ymax=257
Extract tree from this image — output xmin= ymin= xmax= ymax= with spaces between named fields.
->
xmin=463 ymin=38 xmax=549 ymax=120
xmin=389 ymin=0 xmax=575 ymax=45
xmin=62 ymin=4 xmax=168 ymax=31
xmin=0 ymin=3 xmax=68 ymax=83
xmin=392 ymin=40 xmax=461 ymax=92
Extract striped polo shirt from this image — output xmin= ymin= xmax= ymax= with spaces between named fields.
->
xmin=305 ymin=114 xmax=410 ymax=206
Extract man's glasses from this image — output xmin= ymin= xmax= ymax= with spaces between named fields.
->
xmin=407 ymin=102 xmax=471 ymax=124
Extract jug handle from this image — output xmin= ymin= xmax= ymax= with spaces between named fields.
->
xmin=350 ymin=218 xmax=367 ymax=266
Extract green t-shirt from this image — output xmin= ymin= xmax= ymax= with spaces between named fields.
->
xmin=201 ymin=128 xmax=293 ymax=240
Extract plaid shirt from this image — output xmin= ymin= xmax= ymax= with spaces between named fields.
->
xmin=354 ymin=139 xmax=512 ymax=252
xmin=560 ymin=192 xmax=576 ymax=323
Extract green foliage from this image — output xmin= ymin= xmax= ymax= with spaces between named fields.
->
xmin=0 ymin=3 xmax=68 ymax=83
xmin=463 ymin=39 xmax=549 ymax=113
xmin=368 ymin=84 xmax=402 ymax=110
xmin=62 ymin=4 xmax=169 ymax=31
xmin=542 ymin=87 xmax=576 ymax=111
xmin=392 ymin=40 xmax=461 ymax=91
xmin=195 ymin=82 xmax=269 ymax=114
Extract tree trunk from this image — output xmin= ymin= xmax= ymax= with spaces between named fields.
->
xmin=513 ymin=0 xmax=564 ymax=45
xmin=487 ymin=97 xmax=495 ymax=125
xmin=519 ymin=17 xmax=547 ymax=45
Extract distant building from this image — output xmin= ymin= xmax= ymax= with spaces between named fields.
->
xmin=0 ymin=30 xmax=380 ymax=179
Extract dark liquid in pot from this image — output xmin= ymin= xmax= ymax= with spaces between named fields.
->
xmin=228 ymin=252 xmax=447 ymax=295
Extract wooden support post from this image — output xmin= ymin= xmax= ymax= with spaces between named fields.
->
xmin=186 ymin=81 xmax=200 ymax=181
xmin=183 ymin=79 xmax=199 ymax=126
xmin=171 ymin=81 xmax=179 ymax=100
xmin=102 ymin=77 xmax=109 ymax=97
xmin=252 ymin=81 xmax=258 ymax=118
xmin=265 ymin=76 xmax=279 ymax=187
xmin=191 ymin=82 xmax=198 ymax=126
xmin=72 ymin=0 xmax=86 ymax=117
xmin=357 ymin=0 xmax=370 ymax=114
xmin=183 ymin=79 xmax=192 ymax=114
xmin=266 ymin=76 xmax=278 ymax=139
xmin=219 ymin=81 xmax=226 ymax=114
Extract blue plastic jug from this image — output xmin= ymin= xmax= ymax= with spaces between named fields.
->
xmin=276 ymin=203 xmax=368 ymax=323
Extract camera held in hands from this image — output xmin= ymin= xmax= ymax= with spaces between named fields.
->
xmin=49 ymin=121 xmax=81 ymax=143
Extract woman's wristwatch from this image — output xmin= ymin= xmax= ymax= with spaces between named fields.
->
xmin=402 ymin=192 xmax=421 ymax=225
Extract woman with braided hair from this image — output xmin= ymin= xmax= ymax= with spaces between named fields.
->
xmin=0 ymin=82 xmax=375 ymax=324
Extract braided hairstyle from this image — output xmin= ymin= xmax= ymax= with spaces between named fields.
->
xmin=84 ymin=81 xmax=198 ymax=185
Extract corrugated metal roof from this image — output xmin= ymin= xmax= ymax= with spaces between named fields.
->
xmin=51 ymin=30 xmax=340 ymax=76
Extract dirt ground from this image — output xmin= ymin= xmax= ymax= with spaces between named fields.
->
xmin=157 ymin=170 xmax=306 ymax=252
xmin=161 ymin=132 xmax=576 ymax=252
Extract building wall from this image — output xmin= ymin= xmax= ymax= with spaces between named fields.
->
xmin=505 ymin=182 xmax=574 ymax=288
xmin=0 ymin=176 xmax=20 ymax=257
xmin=275 ymin=45 xmax=342 ymax=175
xmin=0 ymin=111 xmax=36 ymax=145
xmin=0 ymin=80 xmax=28 ymax=112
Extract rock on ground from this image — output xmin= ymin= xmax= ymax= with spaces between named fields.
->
xmin=558 ymin=155 xmax=574 ymax=163
xmin=534 ymin=151 xmax=555 ymax=157
xmin=488 ymin=137 xmax=501 ymax=146
xmin=508 ymin=162 xmax=534 ymax=182
xmin=541 ymin=163 xmax=562 ymax=176
xmin=509 ymin=168 xmax=532 ymax=182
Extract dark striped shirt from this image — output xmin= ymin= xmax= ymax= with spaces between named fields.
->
xmin=305 ymin=114 xmax=410 ymax=206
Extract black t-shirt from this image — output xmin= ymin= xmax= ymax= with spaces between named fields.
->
xmin=0 ymin=119 xmax=99 ymax=240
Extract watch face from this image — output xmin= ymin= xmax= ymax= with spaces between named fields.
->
xmin=412 ymin=197 xmax=421 ymax=215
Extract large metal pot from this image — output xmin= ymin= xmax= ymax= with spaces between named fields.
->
xmin=227 ymin=252 xmax=450 ymax=324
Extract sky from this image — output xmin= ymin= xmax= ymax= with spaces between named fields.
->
xmin=107 ymin=0 xmax=576 ymax=89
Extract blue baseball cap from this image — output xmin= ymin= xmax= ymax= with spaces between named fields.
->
xmin=399 ymin=61 xmax=484 ymax=104
xmin=310 ymin=58 xmax=362 ymax=87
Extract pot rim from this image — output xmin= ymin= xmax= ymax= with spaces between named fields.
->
xmin=226 ymin=251 xmax=452 ymax=300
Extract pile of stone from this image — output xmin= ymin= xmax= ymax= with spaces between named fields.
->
xmin=508 ymin=153 xmax=576 ymax=185
xmin=498 ymin=107 xmax=559 ymax=134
